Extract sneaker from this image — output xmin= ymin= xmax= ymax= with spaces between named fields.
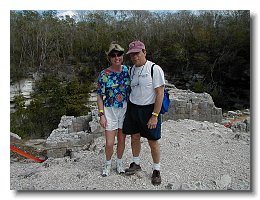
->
xmin=125 ymin=162 xmax=141 ymax=175
xmin=151 ymin=170 xmax=161 ymax=185
xmin=102 ymin=164 xmax=111 ymax=177
xmin=116 ymin=162 xmax=125 ymax=174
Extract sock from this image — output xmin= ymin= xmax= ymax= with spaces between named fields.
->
xmin=153 ymin=163 xmax=160 ymax=171
xmin=117 ymin=158 xmax=123 ymax=164
xmin=133 ymin=156 xmax=140 ymax=165
xmin=105 ymin=159 xmax=112 ymax=166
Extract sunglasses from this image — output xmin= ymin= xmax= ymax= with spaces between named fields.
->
xmin=110 ymin=52 xmax=123 ymax=58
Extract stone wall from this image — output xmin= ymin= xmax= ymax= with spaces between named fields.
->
xmin=163 ymin=84 xmax=222 ymax=123
xmin=46 ymin=114 xmax=104 ymax=158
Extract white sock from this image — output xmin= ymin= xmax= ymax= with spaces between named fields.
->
xmin=105 ymin=159 xmax=112 ymax=165
xmin=153 ymin=163 xmax=160 ymax=171
xmin=133 ymin=156 xmax=140 ymax=165
xmin=117 ymin=158 xmax=123 ymax=164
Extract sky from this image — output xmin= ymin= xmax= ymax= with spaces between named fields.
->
xmin=0 ymin=0 xmax=259 ymax=199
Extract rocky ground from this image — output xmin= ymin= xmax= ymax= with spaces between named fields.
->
xmin=10 ymin=119 xmax=250 ymax=191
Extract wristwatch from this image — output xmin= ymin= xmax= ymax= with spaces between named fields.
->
xmin=152 ymin=112 xmax=159 ymax=117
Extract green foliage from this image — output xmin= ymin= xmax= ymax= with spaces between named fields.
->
xmin=11 ymin=74 xmax=91 ymax=139
xmin=10 ymin=95 xmax=28 ymax=139
xmin=210 ymin=86 xmax=221 ymax=100
xmin=12 ymin=95 xmax=26 ymax=110
xmin=65 ymin=77 xmax=90 ymax=116
xmin=192 ymin=81 xmax=204 ymax=93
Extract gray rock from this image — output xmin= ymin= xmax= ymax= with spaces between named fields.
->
xmin=216 ymin=174 xmax=232 ymax=189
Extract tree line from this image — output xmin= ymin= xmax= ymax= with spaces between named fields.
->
xmin=10 ymin=10 xmax=250 ymax=139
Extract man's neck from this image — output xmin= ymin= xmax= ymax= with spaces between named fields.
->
xmin=135 ymin=59 xmax=147 ymax=67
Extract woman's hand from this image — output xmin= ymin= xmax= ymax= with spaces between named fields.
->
xmin=99 ymin=115 xmax=107 ymax=128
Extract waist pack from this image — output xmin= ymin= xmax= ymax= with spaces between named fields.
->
xmin=151 ymin=64 xmax=170 ymax=114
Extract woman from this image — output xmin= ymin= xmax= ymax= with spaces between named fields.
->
xmin=97 ymin=42 xmax=130 ymax=177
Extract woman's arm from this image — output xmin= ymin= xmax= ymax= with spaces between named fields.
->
xmin=97 ymin=94 xmax=107 ymax=128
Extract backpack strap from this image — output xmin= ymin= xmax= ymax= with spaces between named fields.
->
xmin=129 ymin=66 xmax=133 ymax=78
xmin=151 ymin=63 xmax=156 ymax=79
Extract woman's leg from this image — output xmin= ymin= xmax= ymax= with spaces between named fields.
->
xmin=116 ymin=128 xmax=126 ymax=159
xmin=105 ymin=130 xmax=117 ymax=161
xmin=116 ymin=128 xmax=126 ymax=173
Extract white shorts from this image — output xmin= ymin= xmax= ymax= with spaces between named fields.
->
xmin=104 ymin=105 xmax=127 ymax=131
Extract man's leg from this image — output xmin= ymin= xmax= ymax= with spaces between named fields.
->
xmin=125 ymin=133 xmax=142 ymax=175
xmin=131 ymin=133 xmax=141 ymax=157
xmin=148 ymin=139 xmax=160 ymax=164
xmin=148 ymin=139 xmax=161 ymax=185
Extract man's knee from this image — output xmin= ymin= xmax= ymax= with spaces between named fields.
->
xmin=131 ymin=134 xmax=141 ymax=147
xmin=148 ymin=139 xmax=159 ymax=148
xmin=131 ymin=133 xmax=141 ymax=142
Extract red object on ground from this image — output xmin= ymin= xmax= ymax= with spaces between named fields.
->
xmin=10 ymin=145 xmax=45 ymax=163
xmin=224 ymin=122 xmax=231 ymax=128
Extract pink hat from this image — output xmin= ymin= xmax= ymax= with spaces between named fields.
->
xmin=126 ymin=40 xmax=145 ymax=54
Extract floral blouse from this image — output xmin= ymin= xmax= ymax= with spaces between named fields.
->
xmin=97 ymin=65 xmax=130 ymax=108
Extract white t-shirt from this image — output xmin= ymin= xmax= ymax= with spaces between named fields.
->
xmin=129 ymin=60 xmax=165 ymax=105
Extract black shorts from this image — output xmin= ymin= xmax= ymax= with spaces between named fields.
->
xmin=123 ymin=101 xmax=161 ymax=140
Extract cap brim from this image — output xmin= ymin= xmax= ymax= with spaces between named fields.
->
xmin=126 ymin=49 xmax=142 ymax=54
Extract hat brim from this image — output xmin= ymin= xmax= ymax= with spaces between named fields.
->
xmin=126 ymin=49 xmax=143 ymax=54
xmin=106 ymin=49 xmax=124 ymax=56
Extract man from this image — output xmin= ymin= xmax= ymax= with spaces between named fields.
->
xmin=123 ymin=40 xmax=165 ymax=185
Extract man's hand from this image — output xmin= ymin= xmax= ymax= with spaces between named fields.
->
xmin=147 ymin=115 xmax=158 ymax=129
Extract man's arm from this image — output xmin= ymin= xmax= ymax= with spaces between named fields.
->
xmin=153 ymin=85 xmax=164 ymax=114
xmin=147 ymin=85 xmax=164 ymax=129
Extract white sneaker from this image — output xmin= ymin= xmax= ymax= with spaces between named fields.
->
xmin=102 ymin=164 xmax=111 ymax=177
xmin=116 ymin=162 xmax=125 ymax=174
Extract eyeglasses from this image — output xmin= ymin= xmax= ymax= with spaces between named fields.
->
xmin=110 ymin=52 xmax=123 ymax=58
xmin=130 ymin=66 xmax=145 ymax=87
